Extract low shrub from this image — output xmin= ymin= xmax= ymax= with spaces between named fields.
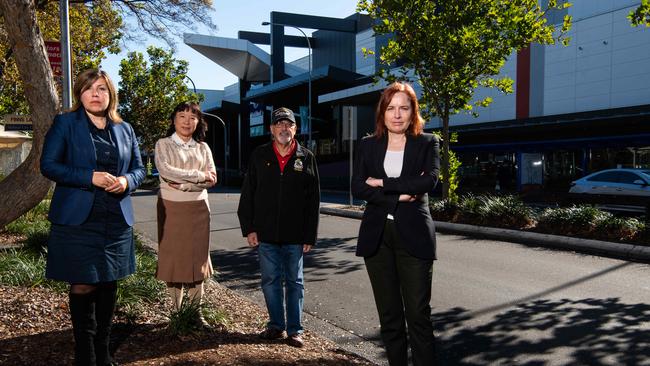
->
xmin=594 ymin=217 xmax=645 ymax=242
xmin=457 ymin=194 xmax=482 ymax=223
xmin=429 ymin=198 xmax=459 ymax=222
xmin=537 ymin=205 xmax=611 ymax=236
xmin=431 ymin=195 xmax=533 ymax=229
xmin=4 ymin=200 xmax=51 ymax=235
xmin=0 ymin=248 xmax=66 ymax=291
xmin=474 ymin=195 xmax=534 ymax=228
xmin=633 ymin=225 xmax=650 ymax=244
xmin=0 ymin=199 xmax=63 ymax=291
xmin=429 ymin=196 xmax=647 ymax=244
xmin=167 ymin=296 xmax=229 ymax=336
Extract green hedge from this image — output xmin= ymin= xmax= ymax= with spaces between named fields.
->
xmin=430 ymin=195 xmax=647 ymax=245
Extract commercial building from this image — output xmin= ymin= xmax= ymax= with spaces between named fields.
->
xmin=188 ymin=0 xmax=650 ymax=193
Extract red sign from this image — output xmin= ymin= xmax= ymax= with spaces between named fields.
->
xmin=45 ymin=40 xmax=62 ymax=76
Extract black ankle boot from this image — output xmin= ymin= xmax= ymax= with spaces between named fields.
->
xmin=69 ymin=292 xmax=97 ymax=366
xmin=94 ymin=282 xmax=118 ymax=366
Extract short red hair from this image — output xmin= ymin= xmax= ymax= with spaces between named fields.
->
xmin=374 ymin=82 xmax=424 ymax=138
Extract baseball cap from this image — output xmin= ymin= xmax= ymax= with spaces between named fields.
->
xmin=271 ymin=107 xmax=296 ymax=124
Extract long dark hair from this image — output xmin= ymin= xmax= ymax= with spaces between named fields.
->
xmin=166 ymin=101 xmax=207 ymax=142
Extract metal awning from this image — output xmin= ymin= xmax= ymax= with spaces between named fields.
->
xmin=317 ymin=78 xmax=386 ymax=104
xmin=244 ymin=65 xmax=363 ymax=101
xmin=184 ymin=33 xmax=307 ymax=83
xmin=184 ymin=33 xmax=271 ymax=82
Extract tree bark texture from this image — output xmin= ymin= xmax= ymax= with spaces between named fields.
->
xmin=0 ymin=0 xmax=59 ymax=228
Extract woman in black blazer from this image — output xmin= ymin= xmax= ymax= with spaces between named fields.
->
xmin=352 ymin=82 xmax=440 ymax=366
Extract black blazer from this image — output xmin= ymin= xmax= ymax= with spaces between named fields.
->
xmin=352 ymin=133 xmax=440 ymax=259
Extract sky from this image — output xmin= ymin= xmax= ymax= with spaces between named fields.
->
xmin=100 ymin=0 xmax=360 ymax=91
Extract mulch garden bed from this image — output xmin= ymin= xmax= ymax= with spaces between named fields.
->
xmin=0 ymin=281 xmax=374 ymax=365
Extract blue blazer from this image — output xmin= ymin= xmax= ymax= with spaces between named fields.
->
xmin=40 ymin=108 xmax=145 ymax=226
xmin=352 ymin=133 xmax=440 ymax=259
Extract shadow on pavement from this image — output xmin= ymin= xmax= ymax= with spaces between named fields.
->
xmin=210 ymin=246 xmax=259 ymax=289
xmin=304 ymin=236 xmax=363 ymax=281
xmin=434 ymin=297 xmax=650 ymax=365
xmin=210 ymin=236 xmax=363 ymax=289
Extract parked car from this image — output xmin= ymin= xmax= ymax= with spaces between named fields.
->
xmin=569 ymin=168 xmax=650 ymax=197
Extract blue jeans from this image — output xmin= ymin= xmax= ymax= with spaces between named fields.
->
xmin=258 ymin=242 xmax=305 ymax=335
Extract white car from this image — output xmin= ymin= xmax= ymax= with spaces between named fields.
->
xmin=569 ymin=168 xmax=650 ymax=197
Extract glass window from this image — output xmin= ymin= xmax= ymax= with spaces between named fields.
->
xmin=618 ymin=172 xmax=642 ymax=184
xmin=587 ymin=171 xmax=620 ymax=182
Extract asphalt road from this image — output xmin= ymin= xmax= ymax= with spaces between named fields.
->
xmin=132 ymin=190 xmax=650 ymax=366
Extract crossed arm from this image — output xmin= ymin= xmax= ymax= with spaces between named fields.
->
xmin=154 ymin=141 xmax=217 ymax=191
xmin=351 ymin=137 xmax=440 ymax=208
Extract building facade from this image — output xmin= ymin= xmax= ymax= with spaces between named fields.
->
xmin=189 ymin=0 xmax=650 ymax=193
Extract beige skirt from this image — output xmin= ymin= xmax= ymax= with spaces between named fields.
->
xmin=156 ymin=197 xmax=213 ymax=283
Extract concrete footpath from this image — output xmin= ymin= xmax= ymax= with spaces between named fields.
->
xmin=320 ymin=205 xmax=650 ymax=263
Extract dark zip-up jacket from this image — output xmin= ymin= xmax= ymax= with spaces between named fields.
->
xmin=237 ymin=141 xmax=320 ymax=245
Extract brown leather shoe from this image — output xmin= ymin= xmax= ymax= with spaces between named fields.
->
xmin=259 ymin=327 xmax=286 ymax=340
xmin=287 ymin=333 xmax=304 ymax=348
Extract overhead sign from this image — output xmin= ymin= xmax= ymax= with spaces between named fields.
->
xmin=44 ymin=40 xmax=62 ymax=76
xmin=3 ymin=114 xmax=33 ymax=131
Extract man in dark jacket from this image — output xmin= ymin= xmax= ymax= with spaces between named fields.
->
xmin=237 ymin=107 xmax=320 ymax=348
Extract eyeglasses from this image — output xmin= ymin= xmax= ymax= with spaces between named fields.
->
xmin=273 ymin=121 xmax=296 ymax=129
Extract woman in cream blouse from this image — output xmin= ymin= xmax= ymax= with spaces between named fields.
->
xmin=155 ymin=101 xmax=216 ymax=325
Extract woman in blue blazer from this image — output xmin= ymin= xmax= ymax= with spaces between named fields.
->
xmin=352 ymin=82 xmax=440 ymax=366
xmin=40 ymin=69 xmax=144 ymax=366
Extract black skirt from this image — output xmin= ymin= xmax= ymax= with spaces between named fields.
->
xmin=46 ymin=191 xmax=135 ymax=284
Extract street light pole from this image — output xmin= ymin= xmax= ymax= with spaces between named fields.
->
xmin=262 ymin=21 xmax=312 ymax=148
xmin=185 ymin=75 xmax=228 ymax=186
xmin=60 ymin=0 xmax=72 ymax=109
xmin=204 ymin=112 xmax=228 ymax=187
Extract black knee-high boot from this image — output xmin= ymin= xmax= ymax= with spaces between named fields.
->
xmin=94 ymin=282 xmax=118 ymax=366
xmin=69 ymin=292 xmax=97 ymax=366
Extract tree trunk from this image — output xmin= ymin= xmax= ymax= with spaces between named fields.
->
xmin=0 ymin=0 xmax=59 ymax=228
xmin=441 ymin=113 xmax=450 ymax=200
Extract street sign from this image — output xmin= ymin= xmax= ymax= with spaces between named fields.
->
xmin=44 ymin=40 xmax=62 ymax=77
xmin=3 ymin=114 xmax=33 ymax=131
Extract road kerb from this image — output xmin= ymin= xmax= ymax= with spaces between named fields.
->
xmin=320 ymin=206 xmax=650 ymax=263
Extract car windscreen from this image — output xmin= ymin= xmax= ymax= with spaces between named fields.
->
xmin=641 ymin=171 xmax=650 ymax=181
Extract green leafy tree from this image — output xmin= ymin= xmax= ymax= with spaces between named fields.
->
xmin=0 ymin=0 xmax=214 ymax=229
xmin=630 ymin=0 xmax=650 ymax=27
xmin=357 ymin=0 xmax=572 ymax=199
xmin=118 ymin=47 xmax=203 ymax=163
xmin=0 ymin=0 xmax=122 ymax=115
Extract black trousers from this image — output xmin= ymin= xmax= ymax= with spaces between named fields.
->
xmin=365 ymin=220 xmax=435 ymax=366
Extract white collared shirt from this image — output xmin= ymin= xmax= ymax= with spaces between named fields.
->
xmin=171 ymin=132 xmax=198 ymax=149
